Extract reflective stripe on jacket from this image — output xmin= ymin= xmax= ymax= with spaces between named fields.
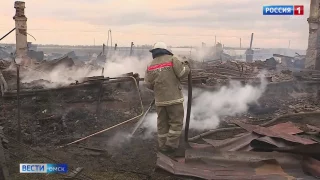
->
xmin=144 ymin=55 xmax=190 ymax=106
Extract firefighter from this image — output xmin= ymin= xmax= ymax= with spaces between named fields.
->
xmin=144 ymin=42 xmax=190 ymax=153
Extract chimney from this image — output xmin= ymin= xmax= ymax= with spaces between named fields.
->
xmin=306 ymin=0 xmax=320 ymax=70
xmin=13 ymin=1 xmax=28 ymax=64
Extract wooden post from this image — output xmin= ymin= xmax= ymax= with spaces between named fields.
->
xmin=130 ymin=42 xmax=134 ymax=56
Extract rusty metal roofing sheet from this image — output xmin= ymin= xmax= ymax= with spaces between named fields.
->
xmin=250 ymin=136 xmax=295 ymax=149
xmin=234 ymin=121 xmax=316 ymax=145
xmin=266 ymin=144 xmax=320 ymax=158
xmin=156 ymin=152 xmax=290 ymax=180
xmin=189 ymin=142 xmax=213 ymax=149
xmin=203 ymin=132 xmax=260 ymax=151
xmin=302 ymin=157 xmax=320 ymax=178
xmin=157 ymin=149 xmax=316 ymax=180
xmin=268 ymin=122 xmax=303 ymax=135
xmin=185 ymin=149 xmax=301 ymax=165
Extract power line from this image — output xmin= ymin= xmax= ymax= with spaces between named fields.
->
xmin=0 ymin=28 xmax=243 ymax=37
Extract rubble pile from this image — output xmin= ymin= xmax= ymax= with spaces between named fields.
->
xmin=154 ymin=58 xmax=320 ymax=179
xmin=1 ymin=76 xmax=143 ymax=146
xmin=160 ymin=117 xmax=320 ymax=179
xmin=0 ymin=54 xmax=319 ymax=179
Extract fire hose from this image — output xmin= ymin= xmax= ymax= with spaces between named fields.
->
xmin=184 ymin=69 xmax=192 ymax=145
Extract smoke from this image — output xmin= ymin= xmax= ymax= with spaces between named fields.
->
xmin=21 ymin=64 xmax=101 ymax=85
xmin=106 ymin=131 xmax=132 ymax=152
xmin=193 ymin=47 xmax=212 ymax=61
xmin=103 ymin=53 xmax=151 ymax=77
xmin=140 ymin=72 xmax=268 ymax=138
xmin=20 ymin=53 xmax=151 ymax=88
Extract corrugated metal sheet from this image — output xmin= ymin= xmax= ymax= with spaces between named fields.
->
xmin=266 ymin=144 xmax=320 ymax=157
xmin=185 ymin=149 xmax=301 ymax=165
xmin=156 ymin=152 xmax=290 ymax=180
xmin=156 ymin=149 xmax=316 ymax=180
xmin=202 ymin=122 xmax=305 ymax=151
xmin=251 ymin=136 xmax=295 ymax=149
xmin=302 ymin=157 xmax=320 ymax=178
xmin=234 ymin=121 xmax=316 ymax=145
xmin=203 ymin=133 xmax=259 ymax=151
xmin=268 ymin=122 xmax=303 ymax=135
xmin=158 ymin=121 xmax=320 ymax=179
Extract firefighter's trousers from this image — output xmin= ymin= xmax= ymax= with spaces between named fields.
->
xmin=156 ymin=103 xmax=184 ymax=149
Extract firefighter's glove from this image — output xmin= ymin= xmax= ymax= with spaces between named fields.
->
xmin=183 ymin=61 xmax=190 ymax=66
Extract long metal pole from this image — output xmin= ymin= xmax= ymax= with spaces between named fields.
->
xmin=16 ymin=64 xmax=21 ymax=142
xmin=184 ymin=70 xmax=192 ymax=144
xmin=0 ymin=28 xmax=15 ymax=41
xmin=249 ymin=33 xmax=254 ymax=49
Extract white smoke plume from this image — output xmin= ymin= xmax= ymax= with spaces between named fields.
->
xmin=106 ymin=131 xmax=132 ymax=152
xmin=140 ymin=72 xmax=268 ymax=137
xmin=21 ymin=64 xmax=102 ymax=86
xmin=103 ymin=53 xmax=151 ymax=77
xmin=20 ymin=53 xmax=151 ymax=87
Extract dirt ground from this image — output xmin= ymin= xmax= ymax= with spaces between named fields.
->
xmin=1 ymin=77 xmax=194 ymax=180
xmin=1 ymin=61 xmax=320 ymax=179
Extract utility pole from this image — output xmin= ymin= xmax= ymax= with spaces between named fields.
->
xmin=288 ymin=40 xmax=291 ymax=49
xmin=130 ymin=42 xmax=134 ymax=56
xmin=240 ymin=38 xmax=242 ymax=48
xmin=245 ymin=33 xmax=254 ymax=62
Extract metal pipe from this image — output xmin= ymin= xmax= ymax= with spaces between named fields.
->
xmin=57 ymin=76 xmax=145 ymax=148
xmin=184 ymin=70 xmax=192 ymax=143
xmin=131 ymin=99 xmax=155 ymax=135
xmin=0 ymin=28 xmax=15 ymax=41
xmin=16 ymin=64 xmax=21 ymax=142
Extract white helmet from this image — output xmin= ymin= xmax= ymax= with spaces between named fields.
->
xmin=150 ymin=42 xmax=169 ymax=52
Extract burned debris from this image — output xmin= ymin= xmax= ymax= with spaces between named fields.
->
xmin=0 ymin=1 xmax=319 ymax=180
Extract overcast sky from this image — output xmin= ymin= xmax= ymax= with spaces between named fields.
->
xmin=0 ymin=0 xmax=311 ymax=49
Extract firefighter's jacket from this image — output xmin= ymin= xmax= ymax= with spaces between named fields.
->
xmin=144 ymin=55 xmax=190 ymax=106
